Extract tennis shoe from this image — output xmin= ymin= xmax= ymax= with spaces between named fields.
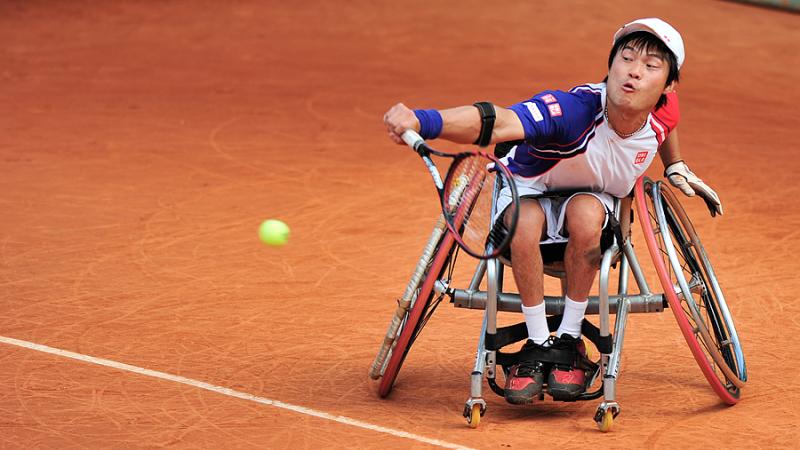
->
xmin=504 ymin=340 xmax=547 ymax=405
xmin=547 ymin=334 xmax=588 ymax=401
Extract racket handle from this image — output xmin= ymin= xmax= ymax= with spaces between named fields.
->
xmin=401 ymin=129 xmax=424 ymax=151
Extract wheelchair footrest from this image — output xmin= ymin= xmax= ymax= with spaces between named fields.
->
xmin=490 ymin=331 xmax=603 ymax=402
xmin=486 ymin=315 xmax=613 ymax=355
xmin=496 ymin=340 xmax=575 ymax=368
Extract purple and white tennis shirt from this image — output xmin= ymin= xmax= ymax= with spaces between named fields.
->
xmin=501 ymin=82 xmax=679 ymax=199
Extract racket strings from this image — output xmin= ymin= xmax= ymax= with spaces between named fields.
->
xmin=443 ymin=154 xmax=508 ymax=258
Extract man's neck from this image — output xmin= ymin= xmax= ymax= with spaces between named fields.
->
xmin=605 ymin=102 xmax=649 ymax=138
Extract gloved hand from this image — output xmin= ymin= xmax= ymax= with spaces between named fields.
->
xmin=664 ymin=161 xmax=723 ymax=217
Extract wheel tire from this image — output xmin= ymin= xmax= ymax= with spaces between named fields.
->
xmin=377 ymin=233 xmax=456 ymax=398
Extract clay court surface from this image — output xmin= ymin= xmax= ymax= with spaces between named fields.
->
xmin=2 ymin=0 xmax=799 ymax=448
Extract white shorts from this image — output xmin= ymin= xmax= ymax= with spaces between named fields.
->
xmin=494 ymin=183 xmax=616 ymax=245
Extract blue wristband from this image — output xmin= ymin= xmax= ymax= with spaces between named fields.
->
xmin=413 ymin=109 xmax=443 ymax=140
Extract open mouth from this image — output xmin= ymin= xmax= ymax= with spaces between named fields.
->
xmin=622 ymin=82 xmax=636 ymax=93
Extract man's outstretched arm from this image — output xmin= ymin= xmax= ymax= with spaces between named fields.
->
xmin=383 ymin=103 xmax=524 ymax=146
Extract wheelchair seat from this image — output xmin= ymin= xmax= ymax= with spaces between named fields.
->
xmin=495 ymin=193 xmax=633 ymax=279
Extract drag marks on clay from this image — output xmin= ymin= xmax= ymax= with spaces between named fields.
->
xmin=208 ymin=117 xmax=267 ymax=175
xmin=0 ymin=335 xmax=473 ymax=450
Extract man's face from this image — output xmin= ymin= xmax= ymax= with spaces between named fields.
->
xmin=607 ymin=43 xmax=674 ymax=112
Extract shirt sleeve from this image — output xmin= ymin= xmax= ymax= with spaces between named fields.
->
xmin=652 ymin=91 xmax=680 ymax=133
xmin=507 ymin=90 xmax=601 ymax=154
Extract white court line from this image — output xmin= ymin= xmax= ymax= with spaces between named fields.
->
xmin=0 ymin=335 xmax=473 ymax=450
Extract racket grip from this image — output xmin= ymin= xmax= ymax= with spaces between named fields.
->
xmin=401 ymin=129 xmax=424 ymax=151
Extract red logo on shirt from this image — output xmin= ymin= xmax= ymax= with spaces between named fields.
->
xmin=634 ymin=151 xmax=648 ymax=164
xmin=547 ymin=103 xmax=562 ymax=117
xmin=541 ymin=94 xmax=557 ymax=104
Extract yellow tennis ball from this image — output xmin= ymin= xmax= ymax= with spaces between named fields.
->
xmin=259 ymin=219 xmax=290 ymax=246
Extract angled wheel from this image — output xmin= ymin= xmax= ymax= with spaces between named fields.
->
xmin=635 ymin=177 xmax=746 ymax=404
xmin=376 ymin=231 xmax=457 ymax=398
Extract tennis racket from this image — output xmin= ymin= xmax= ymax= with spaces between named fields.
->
xmin=401 ymin=130 xmax=519 ymax=260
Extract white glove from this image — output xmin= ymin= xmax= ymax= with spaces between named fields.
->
xmin=665 ymin=161 xmax=723 ymax=217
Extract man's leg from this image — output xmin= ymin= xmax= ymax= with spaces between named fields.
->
xmin=564 ymin=195 xmax=605 ymax=299
xmin=559 ymin=194 xmax=606 ymax=337
xmin=548 ymin=194 xmax=606 ymax=400
xmin=503 ymin=199 xmax=550 ymax=404
xmin=506 ymin=198 xmax=549 ymax=342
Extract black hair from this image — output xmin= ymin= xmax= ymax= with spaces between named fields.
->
xmin=604 ymin=31 xmax=680 ymax=110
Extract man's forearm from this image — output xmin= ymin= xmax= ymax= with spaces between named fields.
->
xmin=439 ymin=105 xmax=525 ymax=145
xmin=659 ymin=128 xmax=682 ymax=166
xmin=438 ymin=106 xmax=483 ymax=144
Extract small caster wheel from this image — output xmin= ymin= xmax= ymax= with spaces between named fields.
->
xmin=467 ymin=404 xmax=481 ymax=428
xmin=598 ymin=410 xmax=614 ymax=432
xmin=594 ymin=401 xmax=619 ymax=432
xmin=463 ymin=400 xmax=485 ymax=429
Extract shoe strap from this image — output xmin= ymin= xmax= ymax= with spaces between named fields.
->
xmin=497 ymin=344 xmax=574 ymax=368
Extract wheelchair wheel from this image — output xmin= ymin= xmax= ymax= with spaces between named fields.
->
xmin=377 ymin=232 xmax=457 ymax=398
xmin=635 ymin=177 xmax=746 ymax=404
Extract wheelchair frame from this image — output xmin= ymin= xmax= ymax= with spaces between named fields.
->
xmin=370 ymin=176 xmax=747 ymax=432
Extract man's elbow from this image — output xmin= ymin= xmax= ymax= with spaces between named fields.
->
xmin=492 ymin=108 xmax=525 ymax=144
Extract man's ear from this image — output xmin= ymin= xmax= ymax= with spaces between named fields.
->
xmin=662 ymin=80 xmax=677 ymax=94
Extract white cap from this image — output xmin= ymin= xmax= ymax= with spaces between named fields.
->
xmin=613 ymin=18 xmax=685 ymax=69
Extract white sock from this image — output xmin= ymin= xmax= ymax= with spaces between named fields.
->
xmin=521 ymin=302 xmax=551 ymax=345
xmin=556 ymin=296 xmax=588 ymax=339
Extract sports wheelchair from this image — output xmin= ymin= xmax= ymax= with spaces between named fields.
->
xmin=370 ymin=169 xmax=747 ymax=432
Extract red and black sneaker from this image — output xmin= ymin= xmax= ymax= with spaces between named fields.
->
xmin=504 ymin=340 xmax=547 ymax=405
xmin=547 ymin=334 xmax=588 ymax=401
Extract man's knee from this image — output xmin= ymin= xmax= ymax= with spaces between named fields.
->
xmin=504 ymin=201 xmax=545 ymax=259
xmin=565 ymin=196 xmax=605 ymax=244
xmin=511 ymin=224 xmax=543 ymax=255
